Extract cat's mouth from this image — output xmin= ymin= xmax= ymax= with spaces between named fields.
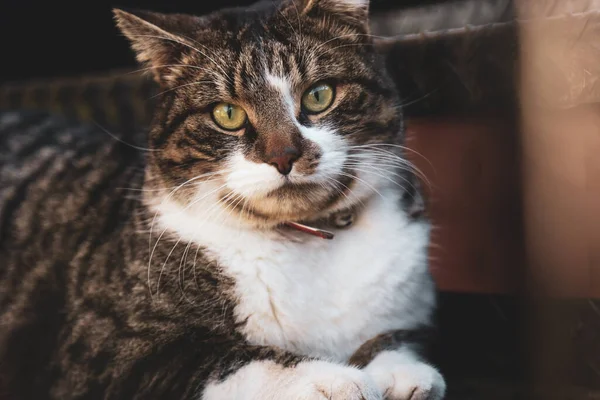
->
xmin=219 ymin=171 xmax=356 ymax=226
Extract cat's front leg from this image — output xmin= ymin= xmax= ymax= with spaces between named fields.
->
xmin=362 ymin=347 xmax=445 ymax=400
xmin=349 ymin=331 xmax=445 ymax=400
xmin=202 ymin=358 xmax=382 ymax=400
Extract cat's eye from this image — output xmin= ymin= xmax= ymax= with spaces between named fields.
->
xmin=301 ymin=83 xmax=335 ymax=114
xmin=212 ymin=103 xmax=247 ymax=131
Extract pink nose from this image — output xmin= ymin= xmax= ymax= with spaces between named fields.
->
xmin=267 ymin=149 xmax=300 ymax=175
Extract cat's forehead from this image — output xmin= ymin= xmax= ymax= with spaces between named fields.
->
xmin=195 ymin=11 xmax=366 ymax=86
xmin=200 ymin=2 xmax=364 ymax=62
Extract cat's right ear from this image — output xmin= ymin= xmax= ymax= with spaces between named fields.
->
xmin=298 ymin=0 xmax=369 ymax=29
xmin=113 ymin=8 xmax=200 ymax=86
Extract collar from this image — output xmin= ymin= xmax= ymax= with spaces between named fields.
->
xmin=283 ymin=208 xmax=357 ymax=240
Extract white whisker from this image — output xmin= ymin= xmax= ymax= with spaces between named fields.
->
xmin=147 ymin=173 xmax=225 ymax=300
xmin=343 ymin=162 xmax=415 ymax=192
xmin=93 ymin=122 xmax=159 ymax=153
xmin=126 ymin=34 xmax=235 ymax=86
xmin=150 ymin=80 xmax=213 ymax=99
xmin=337 ymin=170 xmax=385 ymax=201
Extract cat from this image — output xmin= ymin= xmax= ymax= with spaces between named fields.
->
xmin=0 ymin=0 xmax=446 ymax=399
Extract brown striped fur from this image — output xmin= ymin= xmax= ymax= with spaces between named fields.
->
xmin=0 ymin=1 xmax=415 ymax=398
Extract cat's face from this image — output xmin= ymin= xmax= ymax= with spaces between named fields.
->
xmin=116 ymin=0 xmax=403 ymax=226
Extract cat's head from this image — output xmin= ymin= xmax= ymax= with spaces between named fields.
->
xmin=115 ymin=0 xmax=405 ymax=227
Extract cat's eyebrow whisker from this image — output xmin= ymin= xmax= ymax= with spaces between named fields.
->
xmin=283 ymin=0 xmax=303 ymax=43
xmin=318 ymin=42 xmax=374 ymax=55
xmin=177 ymin=31 xmax=238 ymax=87
xmin=277 ymin=5 xmax=298 ymax=39
xmin=126 ymin=34 xmax=236 ymax=87
xmin=93 ymin=122 xmax=159 ymax=153
xmin=312 ymin=32 xmax=385 ymax=55
xmin=150 ymin=80 xmax=213 ymax=99
xmin=126 ymin=63 xmax=215 ymax=76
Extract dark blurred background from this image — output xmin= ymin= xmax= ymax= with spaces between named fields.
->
xmin=2 ymin=1 xmax=599 ymax=398
xmin=0 ymin=0 xmax=448 ymax=84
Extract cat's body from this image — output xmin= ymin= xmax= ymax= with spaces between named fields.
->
xmin=0 ymin=0 xmax=446 ymax=399
xmin=156 ymin=167 xmax=435 ymax=362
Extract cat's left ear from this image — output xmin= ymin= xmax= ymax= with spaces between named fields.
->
xmin=113 ymin=8 xmax=201 ymax=86
xmin=299 ymin=0 xmax=369 ymax=29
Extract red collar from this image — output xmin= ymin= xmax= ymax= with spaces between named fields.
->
xmin=283 ymin=209 xmax=356 ymax=240
xmin=284 ymin=221 xmax=335 ymax=240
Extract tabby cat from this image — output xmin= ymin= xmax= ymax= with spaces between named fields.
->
xmin=0 ymin=0 xmax=446 ymax=398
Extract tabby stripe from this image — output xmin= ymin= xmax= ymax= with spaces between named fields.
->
xmin=238 ymin=61 xmax=249 ymax=91
xmin=0 ymin=112 xmax=49 ymax=148
xmin=13 ymin=120 xmax=61 ymax=158
xmin=0 ymin=259 xmax=67 ymax=399
xmin=114 ymin=334 xmax=208 ymax=400
xmin=0 ymin=154 xmax=59 ymax=245
xmin=19 ymin=139 xmax=105 ymax=248
xmin=225 ymin=63 xmax=237 ymax=98
xmin=155 ymin=107 xmax=204 ymax=148
xmin=270 ymin=28 xmax=291 ymax=48
xmin=96 ymin=166 xmax=141 ymax=284
xmin=345 ymin=77 xmax=394 ymax=98
xmin=73 ymin=158 xmax=140 ymax=296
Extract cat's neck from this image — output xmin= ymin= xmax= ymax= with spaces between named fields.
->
xmin=140 ymin=166 xmax=386 ymax=236
xmin=142 ymin=181 xmax=387 ymax=245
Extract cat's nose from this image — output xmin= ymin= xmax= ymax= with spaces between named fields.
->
xmin=267 ymin=148 xmax=300 ymax=175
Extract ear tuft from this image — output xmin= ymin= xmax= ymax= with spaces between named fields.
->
xmin=113 ymin=8 xmax=200 ymax=86
xmin=300 ymin=0 xmax=369 ymax=27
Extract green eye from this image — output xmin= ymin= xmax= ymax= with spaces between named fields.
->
xmin=302 ymin=83 xmax=335 ymax=114
xmin=212 ymin=103 xmax=247 ymax=131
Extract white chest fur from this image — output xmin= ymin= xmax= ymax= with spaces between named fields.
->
xmin=155 ymin=187 xmax=435 ymax=362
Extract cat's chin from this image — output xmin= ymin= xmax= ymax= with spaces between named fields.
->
xmin=219 ymin=180 xmax=361 ymax=229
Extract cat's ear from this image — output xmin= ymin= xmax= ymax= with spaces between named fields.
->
xmin=299 ymin=0 xmax=369 ymax=28
xmin=113 ymin=8 xmax=201 ymax=86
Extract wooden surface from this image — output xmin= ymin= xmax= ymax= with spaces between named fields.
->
xmin=518 ymin=0 xmax=600 ymax=299
xmin=405 ymin=115 xmax=525 ymax=294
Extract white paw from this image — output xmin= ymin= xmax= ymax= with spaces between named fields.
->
xmin=202 ymin=359 xmax=382 ymax=400
xmin=290 ymin=360 xmax=383 ymax=400
xmin=363 ymin=350 xmax=446 ymax=400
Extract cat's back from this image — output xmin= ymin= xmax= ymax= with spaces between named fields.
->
xmin=0 ymin=110 xmax=143 ymax=280
xmin=0 ymin=111 xmax=148 ymax=399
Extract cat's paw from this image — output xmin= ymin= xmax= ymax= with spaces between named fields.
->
xmin=289 ymin=360 xmax=382 ymax=400
xmin=363 ymin=350 xmax=446 ymax=400
xmin=202 ymin=359 xmax=382 ymax=400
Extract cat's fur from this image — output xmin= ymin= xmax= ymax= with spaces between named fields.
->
xmin=0 ymin=0 xmax=446 ymax=399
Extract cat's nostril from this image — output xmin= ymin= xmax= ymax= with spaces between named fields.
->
xmin=267 ymin=151 xmax=300 ymax=175
xmin=268 ymin=154 xmax=298 ymax=176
